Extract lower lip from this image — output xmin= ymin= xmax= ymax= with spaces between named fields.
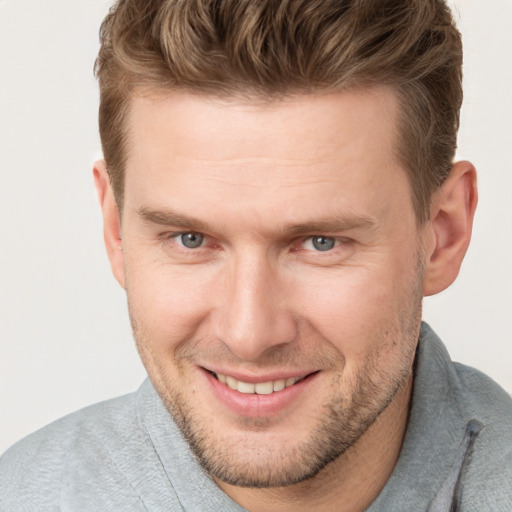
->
xmin=201 ymin=369 xmax=318 ymax=418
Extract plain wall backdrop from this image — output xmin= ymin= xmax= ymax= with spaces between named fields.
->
xmin=0 ymin=0 xmax=511 ymax=454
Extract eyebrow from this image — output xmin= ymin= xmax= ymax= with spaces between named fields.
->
xmin=137 ymin=206 xmax=216 ymax=233
xmin=137 ymin=206 xmax=377 ymax=236
xmin=282 ymin=217 xmax=376 ymax=236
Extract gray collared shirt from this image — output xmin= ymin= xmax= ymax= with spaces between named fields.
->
xmin=1 ymin=323 xmax=511 ymax=511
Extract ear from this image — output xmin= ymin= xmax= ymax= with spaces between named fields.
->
xmin=93 ymin=160 xmax=125 ymax=289
xmin=422 ymin=161 xmax=478 ymax=296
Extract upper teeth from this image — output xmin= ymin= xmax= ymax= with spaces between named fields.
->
xmin=215 ymin=373 xmax=303 ymax=394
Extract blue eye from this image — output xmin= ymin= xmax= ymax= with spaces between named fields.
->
xmin=309 ymin=236 xmax=336 ymax=252
xmin=177 ymin=232 xmax=204 ymax=249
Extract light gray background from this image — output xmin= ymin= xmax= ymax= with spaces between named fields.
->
xmin=1 ymin=0 xmax=511 ymax=454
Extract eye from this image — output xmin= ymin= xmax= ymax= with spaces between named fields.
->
xmin=304 ymin=236 xmax=337 ymax=252
xmin=175 ymin=232 xmax=205 ymax=249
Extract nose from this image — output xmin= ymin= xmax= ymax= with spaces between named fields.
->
xmin=211 ymin=250 xmax=298 ymax=362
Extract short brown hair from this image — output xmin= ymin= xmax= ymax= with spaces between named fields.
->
xmin=95 ymin=0 xmax=462 ymax=223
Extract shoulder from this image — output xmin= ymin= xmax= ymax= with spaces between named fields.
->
xmin=449 ymin=362 xmax=512 ymax=509
xmin=414 ymin=325 xmax=512 ymax=509
xmin=0 ymin=391 xmax=147 ymax=511
xmin=419 ymin=323 xmax=512 ymax=436
xmin=452 ymin=361 xmax=512 ymax=428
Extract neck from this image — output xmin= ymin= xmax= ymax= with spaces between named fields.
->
xmin=217 ymin=373 xmax=412 ymax=512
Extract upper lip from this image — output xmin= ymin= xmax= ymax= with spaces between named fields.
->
xmin=201 ymin=365 xmax=317 ymax=383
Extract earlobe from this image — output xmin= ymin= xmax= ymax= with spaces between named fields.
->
xmin=422 ymin=161 xmax=478 ymax=296
xmin=93 ymin=160 xmax=126 ymax=289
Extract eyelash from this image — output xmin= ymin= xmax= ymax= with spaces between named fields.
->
xmin=161 ymin=232 xmax=352 ymax=254
xmin=172 ymin=232 xmax=207 ymax=249
xmin=159 ymin=232 xmax=211 ymax=254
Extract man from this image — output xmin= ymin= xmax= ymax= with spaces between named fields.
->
xmin=1 ymin=0 xmax=511 ymax=510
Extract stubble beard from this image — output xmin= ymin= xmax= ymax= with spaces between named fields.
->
xmin=129 ymin=268 xmax=423 ymax=489
xmin=163 ymin=332 xmax=417 ymax=488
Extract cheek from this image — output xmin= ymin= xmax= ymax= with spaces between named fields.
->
xmin=292 ymin=263 xmax=414 ymax=358
xmin=125 ymin=258 xmax=216 ymax=350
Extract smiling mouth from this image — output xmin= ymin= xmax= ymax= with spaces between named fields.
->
xmin=207 ymin=370 xmax=316 ymax=395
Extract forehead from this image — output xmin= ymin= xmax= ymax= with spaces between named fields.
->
xmin=126 ymin=87 xmax=399 ymax=168
xmin=122 ymin=87 xmax=412 ymax=229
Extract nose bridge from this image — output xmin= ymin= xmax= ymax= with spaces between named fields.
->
xmin=216 ymin=248 xmax=297 ymax=361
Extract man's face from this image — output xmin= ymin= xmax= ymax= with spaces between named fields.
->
xmin=116 ymin=88 xmax=426 ymax=487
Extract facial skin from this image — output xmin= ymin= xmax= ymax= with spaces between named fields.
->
xmin=95 ymin=88 xmax=477 ymax=511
